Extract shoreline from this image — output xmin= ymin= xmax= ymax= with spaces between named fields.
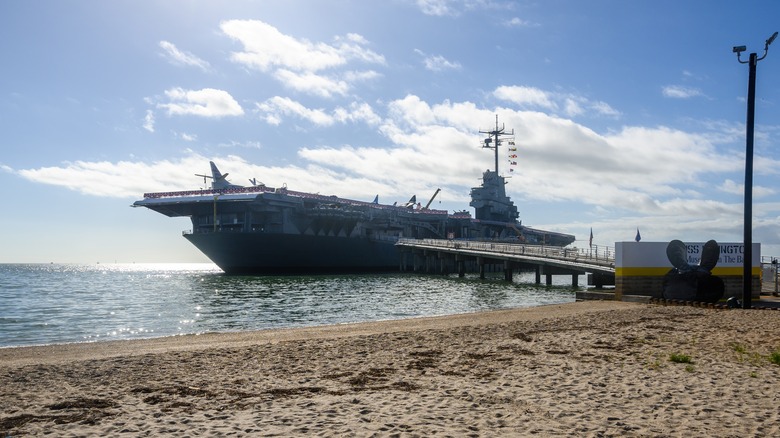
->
xmin=0 ymin=301 xmax=616 ymax=366
xmin=3 ymin=300 xmax=780 ymax=436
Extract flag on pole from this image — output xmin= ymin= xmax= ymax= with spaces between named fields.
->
xmin=635 ymin=228 xmax=641 ymax=242
xmin=589 ymin=227 xmax=593 ymax=248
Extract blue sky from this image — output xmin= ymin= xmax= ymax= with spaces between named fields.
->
xmin=2 ymin=0 xmax=780 ymax=263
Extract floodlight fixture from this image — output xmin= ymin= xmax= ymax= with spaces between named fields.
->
xmin=767 ymin=31 xmax=778 ymax=47
xmin=733 ymin=45 xmax=747 ymax=54
xmin=757 ymin=31 xmax=779 ymax=61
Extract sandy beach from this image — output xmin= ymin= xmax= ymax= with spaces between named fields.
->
xmin=2 ymin=300 xmax=780 ymax=437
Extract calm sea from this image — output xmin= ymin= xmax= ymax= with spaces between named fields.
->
xmin=0 ymin=263 xmax=579 ymax=348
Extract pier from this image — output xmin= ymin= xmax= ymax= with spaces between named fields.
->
xmin=396 ymin=238 xmax=615 ymax=287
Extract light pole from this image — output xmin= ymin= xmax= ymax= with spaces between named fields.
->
xmin=733 ymin=31 xmax=777 ymax=309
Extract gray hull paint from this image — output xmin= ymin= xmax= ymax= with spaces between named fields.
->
xmin=185 ymin=233 xmax=400 ymax=274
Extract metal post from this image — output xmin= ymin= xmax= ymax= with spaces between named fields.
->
xmin=733 ymin=32 xmax=777 ymax=309
xmin=743 ymin=52 xmax=756 ymax=309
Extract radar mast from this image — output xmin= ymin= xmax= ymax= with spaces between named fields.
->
xmin=479 ymin=115 xmax=515 ymax=174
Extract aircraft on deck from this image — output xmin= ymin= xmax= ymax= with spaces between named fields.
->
xmin=195 ymin=161 xmax=244 ymax=190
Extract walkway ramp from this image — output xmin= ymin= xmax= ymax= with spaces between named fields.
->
xmin=396 ymin=238 xmax=615 ymax=286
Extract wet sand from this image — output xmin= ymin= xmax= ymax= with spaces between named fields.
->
xmin=2 ymin=300 xmax=780 ymax=436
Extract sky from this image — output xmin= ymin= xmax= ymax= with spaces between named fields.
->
xmin=2 ymin=0 xmax=780 ymax=263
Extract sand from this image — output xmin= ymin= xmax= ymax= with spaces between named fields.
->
xmin=2 ymin=300 xmax=780 ymax=437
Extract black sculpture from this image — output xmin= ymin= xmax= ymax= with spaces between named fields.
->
xmin=662 ymin=239 xmax=724 ymax=303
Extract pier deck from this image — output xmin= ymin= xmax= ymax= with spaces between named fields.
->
xmin=396 ymin=238 xmax=615 ymax=287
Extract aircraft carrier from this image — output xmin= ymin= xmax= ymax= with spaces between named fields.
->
xmin=133 ymin=119 xmax=575 ymax=273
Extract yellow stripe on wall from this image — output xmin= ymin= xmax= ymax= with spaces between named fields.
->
xmin=712 ymin=267 xmax=761 ymax=276
xmin=615 ymin=267 xmax=670 ymax=276
xmin=616 ymin=267 xmax=761 ymax=277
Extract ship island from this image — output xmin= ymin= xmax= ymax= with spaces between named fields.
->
xmin=133 ymin=118 xmax=575 ymax=274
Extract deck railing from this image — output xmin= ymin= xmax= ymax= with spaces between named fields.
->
xmin=396 ymin=238 xmax=615 ymax=268
xmin=144 ymin=186 xmax=449 ymax=215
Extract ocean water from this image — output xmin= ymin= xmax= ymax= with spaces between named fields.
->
xmin=0 ymin=263 xmax=579 ymax=348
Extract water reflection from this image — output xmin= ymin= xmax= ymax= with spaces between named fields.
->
xmin=186 ymin=272 xmax=578 ymax=333
xmin=0 ymin=264 xmax=577 ymax=347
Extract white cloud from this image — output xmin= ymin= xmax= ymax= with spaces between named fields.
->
xmin=505 ymin=17 xmax=536 ymax=27
xmin=719 ymin=179 xmax=775 ymax=198
xmin=334 ymin=34 xmax=386 ymax=65
xmin=17 ymin=159 xmax=189 ymax=198
xmin=423 ymin=54 xmax=462 ymax=72
xmin=217 ymin=140 xmax=263 ymax=150
xmin=143 ymin=110 xmax=155 ymax=132
xmin=222 ymin=20 xmax=345 ymax=72
xmin=416 ymin=0 xmax=457 ymax=16
xmin=414 ymin=0 xmax=511 ymax=17
xmin=590 ymin=101 xmax=621 ymax=118
xmin=681 ymin=70 xmax=708 ymax=81
xmin=662 ymin=85 xmax=704 ymax=99
xmin=343 ymin=70 xmax=381 ymax=82
xmin=494 ymin=85 xmax=621 ymax=118
xmin=255 ymin=96 xmax=380 ymax=127
xmin=157 ymin=88 xmax=244 ymax=118
xmin=563 ymin=97 xmax=584 ymax=117
xmin=178 ymin=132 xmax=197 ymax=142
xmin=415 ymin=49 xmax=461 ymax=72
xmin=720 ymin=179 xmax=743 ymax=195
xmin=272 ymin=69 xmax=350 ymax=98
xmin=333 ymin=102 xmax=382 ymax=125
xmin=14 ymin=154 xmax=397 ymax=203
xmin=158 ymin=41 xmax=211 ymax=71
xmin=493 ymin=85 xmax=557 ymax=111
xmin=256 ymin=96 xmax=334 ymax=126
xmin=220 ymin=20 xmax=384 ymax=98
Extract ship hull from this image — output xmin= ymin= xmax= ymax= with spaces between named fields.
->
xmin=185 ymin=232 xmax=400 ymax=274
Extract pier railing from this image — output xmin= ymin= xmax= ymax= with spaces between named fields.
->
xmin=396 ymin=238 xmax=615 ymax=269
